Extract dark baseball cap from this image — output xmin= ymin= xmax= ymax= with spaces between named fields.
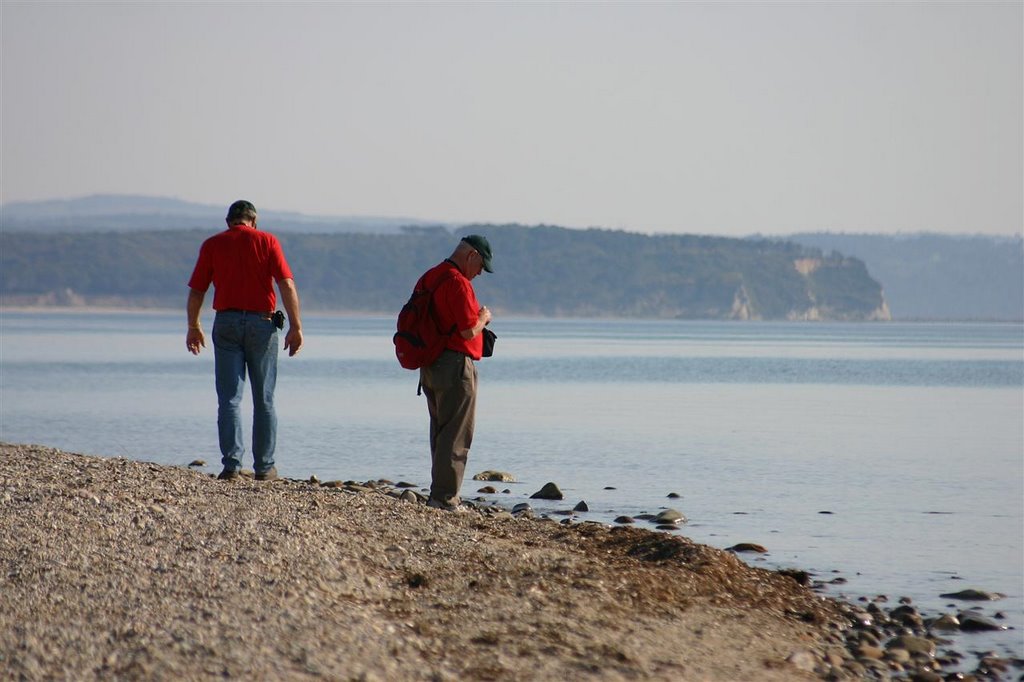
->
xmin=461 ymin=235 xmax=493 ymax=273
xmin=226 ymin=200 xmax=257 ymax=223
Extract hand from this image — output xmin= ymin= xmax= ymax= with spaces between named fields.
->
xmin=479 ymin=306 xmax=492 ymax=327
xmin=186 ymin=327 xmax=205 ymax=355
xmin=284 ymin=327 xmax=303 ymax=357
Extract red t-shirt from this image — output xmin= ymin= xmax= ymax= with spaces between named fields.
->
xmin=187 ymin=225 xmax=293 ymax=312
xmin=424 ymin=261 xmax=483 ymax=360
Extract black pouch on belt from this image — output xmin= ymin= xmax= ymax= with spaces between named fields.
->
xmin=272 ymin=310 xmax=285 ymax=330
xmin=482 ymin=327 xmax=497 ymax=357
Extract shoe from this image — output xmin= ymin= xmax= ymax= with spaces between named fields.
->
xmin=217 ymin=468 xmax=240 ymax=481
xmin=427 ymin=496 xmax=467 ymax=513
xmin=255 ymin=467 xmax=278 ymax=481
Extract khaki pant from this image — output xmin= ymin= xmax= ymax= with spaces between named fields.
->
xmin=419 ymin=350 xmax=477 ymax=504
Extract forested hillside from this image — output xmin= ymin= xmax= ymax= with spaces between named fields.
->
xmin=0 ymin=225 xmax=887 ymax=321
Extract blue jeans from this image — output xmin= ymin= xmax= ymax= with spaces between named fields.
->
xmin=213 ymin=310 xmax=279 ymax=474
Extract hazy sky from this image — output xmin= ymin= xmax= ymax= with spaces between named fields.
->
xmin=2 ymin=1 xmax=1021 ymax=236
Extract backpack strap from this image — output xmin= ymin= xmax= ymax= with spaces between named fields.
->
xmin=423 ymin=268 xmax=458 ymax=337
xmin=415 ymin=267 xmax=458 ymax=396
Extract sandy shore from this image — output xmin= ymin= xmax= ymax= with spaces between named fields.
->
xmin=1 ymin=442 xmax=1005 ymax=681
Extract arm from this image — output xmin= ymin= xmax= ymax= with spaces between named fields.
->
xmin=186 ymin=288 xmax=206 ymax=355
xmin=460 ymin=305 xmax=492 ymax=340
xmin=278 ymin=277 xmax=303 ymax=357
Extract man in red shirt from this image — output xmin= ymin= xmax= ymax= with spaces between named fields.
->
xmin=185 ymin=200 xmax=303 ymax=482
xmin=418 ymin=235 xmax=494 ymax=510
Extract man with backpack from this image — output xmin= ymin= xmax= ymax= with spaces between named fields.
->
xmin=413 ymin=235 xmax=494 ymax=511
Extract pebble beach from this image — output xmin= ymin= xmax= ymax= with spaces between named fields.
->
xmin=0 ymin=443 xmax=1019 ymax=681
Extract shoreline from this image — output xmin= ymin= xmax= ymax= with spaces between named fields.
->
xmin=2 ymin=443 xmax=1018 ymax=680
xmin=0 ymin=305 xmax=393 ymax=318
xmin=3 ymin=305 xmax=1023 ymax=325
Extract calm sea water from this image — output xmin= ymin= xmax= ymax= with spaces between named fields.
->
xmin=2 ymin=311 xmax=1022 ymax=659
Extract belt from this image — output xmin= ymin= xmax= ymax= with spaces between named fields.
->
xmin=219 ymin=308 xmax=273 ymax=319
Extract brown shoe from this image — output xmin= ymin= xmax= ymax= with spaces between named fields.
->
xmin=217 ymin=468 xmax=240 ymax=481
xmin=427 ymin=496 xmax=467 ymax=513
xmin=255 ymin=467 xmax=278 ymax=481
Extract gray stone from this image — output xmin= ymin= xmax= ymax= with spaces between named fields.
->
xmin=890 ymin=604 xmax=923 ymax=627
xmin=884 ymin=647 xmax=911 ymax=664
xmin=530 ymin=482 xmax=563 ymax=500
xmin=654 ymin=509 xmax=685 ymax=524
xmin=856 ymin=630 xmax=879 ymax=646
xmin=885 ymin=635 xmax=934 ymax=657
xmin=477 ymin=486 xmax=497 ymax=494
xmin=939 ymin=588 xmax=1005 ymax=601
xmin=842 ymin=661 xmax=867 ymax=677
xmin=977 ymin=655 xmax=1011 ymax=673
xmin=613 ymin=516 xmax=634 ymax=524
xmin=927 ymin=614 xmax=960 ymax=632
xmin=472 ymin=470 xmax=516 ymax=482
xmin=727 ymin=542 xmax=767 ymax=553
xmin=572 ymin=500 xmax=589 ymax=512
xmin=188 ymin=459 xmax=205 ymax=467
xmin=785 ymin=649 xmax=817 ymax=672
xmin=511 ymin=503 xmax=532 ymax=514
xmin=777 ymin=569 xmax=811 ymax=586
xmin=856 ymin=644 xmax=884 ymax=660
xmin=957 ymin=612 xmax=1006 ymax=632
xmin=824 ymin=649 xmax=848 ymax=667
xmin=911 ymin=671 xmax=942 ymax=682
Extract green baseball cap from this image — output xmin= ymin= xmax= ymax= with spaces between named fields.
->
xmin=461 ymin=235 xmax=493 ymax=273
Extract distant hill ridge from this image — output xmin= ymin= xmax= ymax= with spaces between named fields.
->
xmin=2 ymin=195 xmax=1019 ymax=321
xmin=0 ymin=194 xmax=438 ymax=234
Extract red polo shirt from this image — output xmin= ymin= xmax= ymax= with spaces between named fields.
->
xmin=424 ymin=261 xmax=483 ymax=360
xmin=188 ymin=224 xmax=293 ymax=312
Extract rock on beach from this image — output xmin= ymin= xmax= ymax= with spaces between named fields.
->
xmin=654 ymin=509 xmax=685 ymax=524
xmin=529 ymin=481 xmax=564 ymax=500
xmin=472 ymin=470 xmax=516 ymax=482
xmin=939 ymin=588 xmax=1006 ymax=601
xmin=728 ymin=542 xmax=768 ymax=553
